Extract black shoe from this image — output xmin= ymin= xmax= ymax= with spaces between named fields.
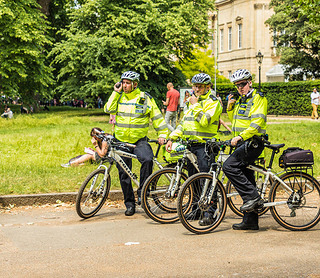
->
xmin=125 ymin=207 xmax=135 ymax=216
xmin=232 ymin=222 xmax=259 ymax=230
xmin=240 ymin=197 xmax=264 ymax=212
xmin=199 ymin=212 xmax=216 ymax=226
xmin=137 ymin=197 xmax=141 ymax=206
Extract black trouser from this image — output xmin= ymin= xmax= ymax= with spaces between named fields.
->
xmin=222 ymin=138 xmax=264 ymax=203
xmin=186 ymin=144 xmax=216 ymax=214
xmin=116 ymin=137 xmax=153 ymax=208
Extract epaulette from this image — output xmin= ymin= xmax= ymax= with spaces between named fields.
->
xmin=209 ymin=95 xmax=218 ymax=101
xmin=145 ymin=92 xmax=153 ymax=99
xmin=256 ymin=91 xmax=265 ymax=97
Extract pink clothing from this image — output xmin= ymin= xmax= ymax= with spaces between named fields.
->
xmin=166 ymin=89 xmax=180 ymax=111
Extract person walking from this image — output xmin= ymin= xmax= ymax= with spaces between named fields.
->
xmin=311 ymin=88 xmax=320 ymax=119
xmin=166 ymin=73 xmax=222 ymax=225
xmin=162 ymin=82 xmax=180 ymax=132
xmin=222 ymin=69 xmax=268 ymax=231
xmin=104 ymin=71 xmax=168 ymax=216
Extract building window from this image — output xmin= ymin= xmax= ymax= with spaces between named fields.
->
xmin=228 ymin=71 xmax=232 ymax=80
xmin=238 ymin=23 xmax=242 ymax=49
xmin=228 ymin=27 xmax=232 ymax=51
xmin=273 ymin=30 xmax=277 ymax=47
xmin=220 ymin=29 xmax=224 ymax=52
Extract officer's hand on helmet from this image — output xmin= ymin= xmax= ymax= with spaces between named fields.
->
xmin=114 ymin=82 xmax=122 ymax=92
xmin=158 ymin=137 xmax=165 ymax=146
xmin=166 ymin=140 xmax=173 ymax=153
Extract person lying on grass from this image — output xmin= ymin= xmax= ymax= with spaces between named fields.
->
xmin=61 ymin=127 xmax=108 ymax=167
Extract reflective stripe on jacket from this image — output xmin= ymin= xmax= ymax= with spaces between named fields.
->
xmin=169 ymin=90 xmax=222 ymax=143
xmin=104 ymin=88 xmax=168 ymax=143
xmin=227 ymin=89 xmax=267 ymax=141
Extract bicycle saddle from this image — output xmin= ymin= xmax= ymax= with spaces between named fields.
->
xmin=265 ymin=143 xmax=285 ymax=150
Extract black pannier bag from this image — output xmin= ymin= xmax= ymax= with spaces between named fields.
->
xmin=279 ymin=147 xmax=314 ymax=168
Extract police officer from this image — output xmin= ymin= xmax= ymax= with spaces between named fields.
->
xmin=222 ymin=69 xmax=268 ymax=230
xmin=105 ymin=71 xmax=168 ymax=216
xmin=166 ymin=73 xmax=223 ymax=225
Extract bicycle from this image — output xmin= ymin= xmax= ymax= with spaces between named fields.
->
xmin=76 ymin=135 xmax=178 ymax=219
xmin=141 ymin=138 xmax=271 ymax=224
xmin=177 ymin=139 xmax=320 ymax=234
xmin=141 ymin=139 xmax=200 ymax=224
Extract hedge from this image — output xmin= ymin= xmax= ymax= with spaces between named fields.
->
xmin=216 ymin=80 xmax=320 ymax=116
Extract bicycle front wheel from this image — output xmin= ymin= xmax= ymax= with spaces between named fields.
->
xmin=269 ymin=171 xmax=320 ymax=231
xmin=141 ymin=167 xmax=188 ymax=224
xmin=76 ymin=168 xmax=111 ymax=219
xmin=177 ymin=173 xmax=227 ymax=234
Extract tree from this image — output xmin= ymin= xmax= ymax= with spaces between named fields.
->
xmin=175 ymin=48 xmax=230 ymax=84
xmin=0 ymin=0 xmax=53 ymax=106
xmin=50 ymin=0 xmax=215 ymax=102
xmin=265 ymin=0 xmax=320 ymax=79
xmin=293 ymin=0 xmax=320 ymax=43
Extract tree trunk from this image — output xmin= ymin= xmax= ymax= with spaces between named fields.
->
xmin=37 ymin=0 xmax=51 ymax=16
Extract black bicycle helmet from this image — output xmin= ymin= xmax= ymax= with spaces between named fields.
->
xmin=191 ymin=73 xmax=211 ymax=85
xmin=230 ymin=69 xmax=252 ymax=83
xmin=121 ymin=71 xmax=140 ymax=82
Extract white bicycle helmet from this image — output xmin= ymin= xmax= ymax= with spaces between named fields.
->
xmin=121 ymin=71 xmax=140 ymax=82
xmin=230 ymin=69 xmax=252 ymax=83
xmin=191 ymin=73 xmax=211 ymax=85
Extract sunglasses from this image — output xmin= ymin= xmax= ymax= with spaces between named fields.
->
xmin=235 ymin=81 xmax=248 ymax=88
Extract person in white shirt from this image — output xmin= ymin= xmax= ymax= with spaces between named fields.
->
xmin=311 ymin=88 xmax=320 ymax=119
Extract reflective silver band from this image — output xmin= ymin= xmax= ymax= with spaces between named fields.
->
xmin=116 ymin=123 xmax=149 ymax=128
xmin=184 ymin=131 xmax=217 ymax=137
xmin=155 ymin=124 xmax=167 ymax=131
xmin=251 ymin=114 xmax=267 ymax=122
xmin=117 ymin=112 xmax=147 ymax=118
xmin=151 ymin=114 xmax=163 ymax=121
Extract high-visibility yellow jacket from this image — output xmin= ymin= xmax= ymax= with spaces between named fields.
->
xmin=169 ymin=90 xmax=222 ymax=143
xmin=104 ymin=88 xmax=168 ymax=143
xmin=227 ymin=89 xmax=267 ymax=141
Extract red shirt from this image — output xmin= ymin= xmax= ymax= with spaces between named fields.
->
xmin=166 ymin=89 xmax=180 ymax=111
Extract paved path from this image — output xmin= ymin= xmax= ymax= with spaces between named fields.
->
xmin=1 ymin=204 xmax=320 ymax=278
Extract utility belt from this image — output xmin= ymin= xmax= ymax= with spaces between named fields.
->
xmin=236 ymin=134 xmax=268 ymax=154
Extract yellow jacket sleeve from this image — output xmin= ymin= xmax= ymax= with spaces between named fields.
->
xmin=104 ymin=91 xmax=122 ymax=114
xmin=149 ymin=97 xmax=169 ymax=139
xmin=190 ymin=99 xmax=222 ymax=127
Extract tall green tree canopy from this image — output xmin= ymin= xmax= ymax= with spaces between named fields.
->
xmin=0 ymin=0 xmax=53 ymax=104
xmin=51 ymin=0 xmax=215 ymax=101
xmin=175 ymin=48 xmax=230 ymax=84
xmin=266 ymin=0 xmax=320 ymax=79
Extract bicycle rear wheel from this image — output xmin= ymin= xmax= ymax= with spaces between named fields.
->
xmin=76 ymin=168 xmax=111 ymax=219
xmin=226 ymin=166 xmax=272 ymax=217
xmin=141 ymin=167 xmax=188 ymax=223
xmin=269 ymin=171 xmax=320 ymax=231
xmin=177 ymin=173 xmax=227 ymax=234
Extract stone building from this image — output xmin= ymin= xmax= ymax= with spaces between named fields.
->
xmin=209 ymin=0 xmax=284 ymax=83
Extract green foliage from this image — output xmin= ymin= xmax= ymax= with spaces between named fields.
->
xmin=50 ymin=0 xmax=214 ymax=101
xmin=1 ymin=108 xmax=319 ymax=195
xmin=0 ymin=0 xmax=53 ymax=105
xmin=175 ymin=48 xmax=231 ymax=84
xmin=265 ymin=0 xmax=320 ymax=78
xmin=216 ymin=80 xmax=320 ymax=115
xmin=294 ymin=0 xmax=320 ymax=42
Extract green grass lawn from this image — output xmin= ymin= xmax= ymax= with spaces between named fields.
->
xmin=1 ymin=107 xmax=319 ymax=195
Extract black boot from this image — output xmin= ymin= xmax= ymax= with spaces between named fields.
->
xmin=232 ymin=211 xmax=259 ymax=230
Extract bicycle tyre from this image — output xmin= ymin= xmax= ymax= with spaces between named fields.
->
xmin=141 ymin=167 xmax=189 ymax=224
xmin=177 ymin=173 xmax=227 ymax=234
xmin=269 ymin=171 xmax=320 ymax=231
xmin=76 ymin=168 xmax=111 ymax=219
xmin=226 ymin=165 xmax=272 ymax=217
